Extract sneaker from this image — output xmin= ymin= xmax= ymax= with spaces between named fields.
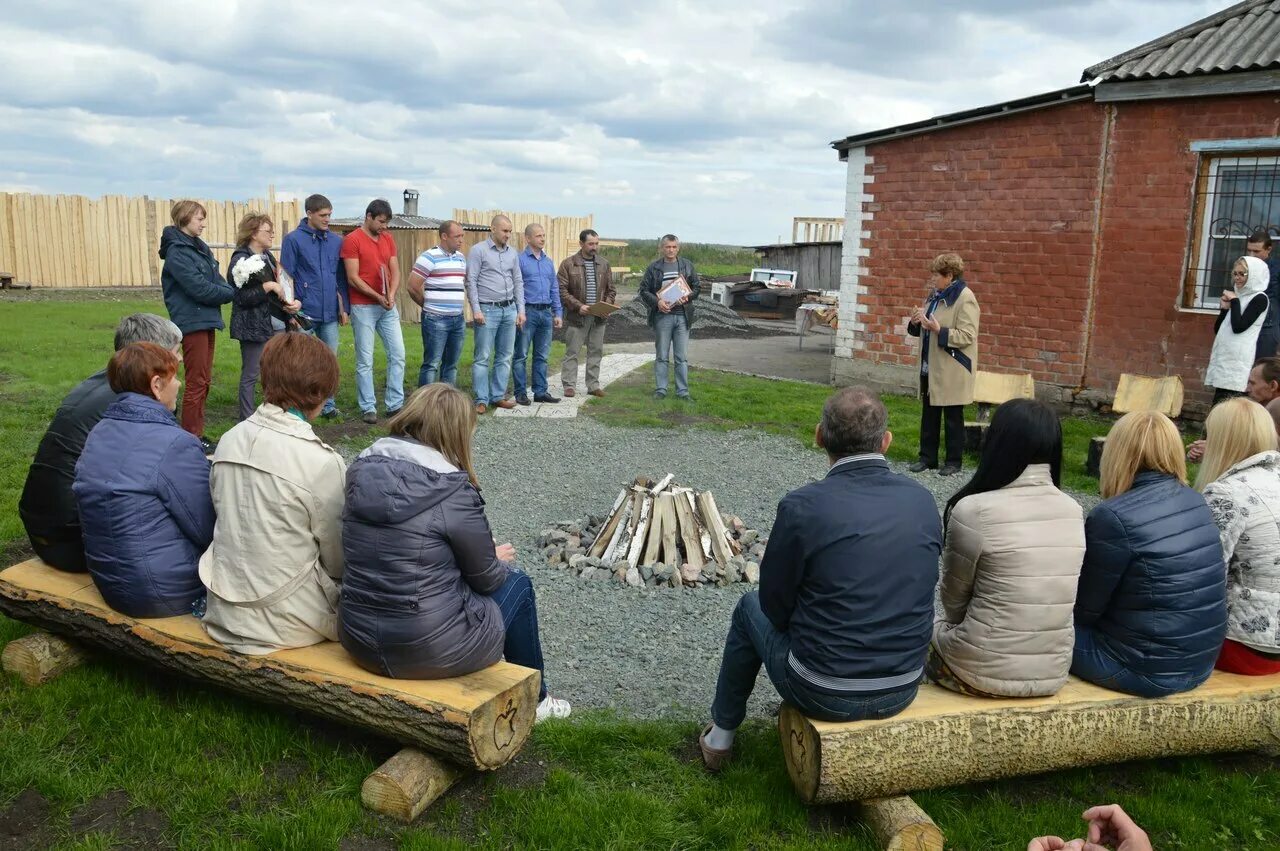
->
xmin=535 ymin=695 xmax=572 ymax=723
xmin=698 ymin=724 xmax=732 ymax=772
xmin=653 ymin=390 xmax=667 ymax=400
xmin=198 ymin=436 xmax=217 ymax=455
xmin=320 ymin=407 xmax=343 ymax=421
xmin=676 ymin=394 xmax=693 ymax=402
xmin=588 ymin=388 xmax=606 ymax=398
xmin=533 ymin=394 xmax=560 ymax=404
xmin=385 ymin=408 xmax=402 ymax=418
xmin=516 ymin=395 xmax=532 ymax=406
xmin=938 ymin=464 xmax=962 ymax=477
xmin=907 ymin=461 xmax=934 ymax=473
xmin=361 ymin=411 xmax=378 ymax=425
xmin=563 ymin=387 xmax=576 ymax=398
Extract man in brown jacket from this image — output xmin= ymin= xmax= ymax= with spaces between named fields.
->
xmin=557 ymin=229 xmax=616 ymax=397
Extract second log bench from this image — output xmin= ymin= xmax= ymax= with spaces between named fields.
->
xmin=963 ymin=370 xmax=1036 ymax=452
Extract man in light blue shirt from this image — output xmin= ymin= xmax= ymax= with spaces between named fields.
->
xmin=512 ymin=223 xmax=563 ymax=405
xmin=466 ymin=215 xmax=525 ymax=413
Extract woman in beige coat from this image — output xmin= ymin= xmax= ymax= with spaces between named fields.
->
xmin=199 ymin=333 xmax=346 ymax=655
xmin=907 ymin=253 xmax=979 ymax=476
xmin=929 ymin=399 xmax=1086 ymax=697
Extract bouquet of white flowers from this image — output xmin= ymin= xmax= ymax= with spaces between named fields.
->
xmin=231 ymin=254 xmax=268 ymax=288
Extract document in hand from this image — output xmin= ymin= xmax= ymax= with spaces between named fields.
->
xmin=586 ymin=302 xmax=619 ymax=318
xmin=659 ymin=276 xmax=690 ymax=304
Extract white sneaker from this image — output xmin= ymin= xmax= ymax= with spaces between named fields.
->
xmin=535 ymin=695 xmax=571 ymax=723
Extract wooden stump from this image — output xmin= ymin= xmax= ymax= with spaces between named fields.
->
xmin=2 ymin=631 xmax=86 ymax=686
xmin=1086 ymin=436 xmax=1105 ymax=478
xmin=963 ymin=422 xmax=987 ymax=453
xmin=859 ymin=797 xmax=943 ymax=850
xmin=362 ymin=748 xmax=463 ymax=822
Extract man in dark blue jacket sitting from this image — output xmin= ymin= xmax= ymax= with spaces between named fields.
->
xmin=699 ymin=386 xmax=942 ymax=770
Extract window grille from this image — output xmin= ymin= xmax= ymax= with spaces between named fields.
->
xmin=1185 ymin=154 xmax=1279 ymax=309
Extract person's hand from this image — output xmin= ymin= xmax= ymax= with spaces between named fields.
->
xmin=516 ymin=312 xmax=526 ymax=329
xmin=579 ymin=304 xmax=590 ymax=316
xmin=339 ymin=310 xmax=349 ymax=327
xmin=264 ymin=281 xmax=282 ymax=296
xmin=283 ymin=299 xmax=302 ymax=314
xmin=1027 ymin=838 xmax=1084 ymax=851
xmin=923 ymin=315 xmax=942 ymax=333
xmin=495 ymin=543 xmax=516 ymax=563
xmin=658 ymin=299 xmax=672 ymax=313
xmin=382 ymin=295 xmax=394 ymax=310
xmin=1187 ymin=439 xmax=1205 ymax=462
xmin=473 ymin=312 xmax=487 ymax=326
xmin=1082 ymin=804 xmax=1151 ymax=851
xmin=910 ymin=306 xmax=924 ymax=324
xmin=553 ymin=316 xmax=563 ymax=329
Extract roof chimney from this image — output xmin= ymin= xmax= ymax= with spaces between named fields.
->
xmin=403 ymin=188 xmax=419 ymax=217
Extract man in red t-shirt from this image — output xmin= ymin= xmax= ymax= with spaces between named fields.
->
xmin=341 ymin=199 xmax=406 ymax=424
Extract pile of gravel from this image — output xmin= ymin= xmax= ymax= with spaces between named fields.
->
xmin=610 ymin=294 xmax=753 ymax=333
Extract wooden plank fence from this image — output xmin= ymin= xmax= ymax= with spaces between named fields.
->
xmin=453 ymin=209 xmax=593 ymax=267
xmin=0 ymin=192 xmax=304 ymax=287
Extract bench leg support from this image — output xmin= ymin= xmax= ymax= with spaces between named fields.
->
xmin=859 ymin=796 xmax=944 ymax=851
xmin=362 ymin=747 xmax=464 ymax=822
xmin=2 ymin=631 xmax=86 ymax=686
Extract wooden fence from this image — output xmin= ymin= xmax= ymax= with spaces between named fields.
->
xmin=0 ymin=192 xmax=304 ymax=287
xmin=452 ymin=209 xmax=593 ymax=267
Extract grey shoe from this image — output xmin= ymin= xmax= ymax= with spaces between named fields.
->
xmin=654 ymin=390 xmax=667 ymax=400
xmin=907 ymin=461 xmax=933 ymax=473
xmin=938 ymin=464 xmax=962 ymax=477
xmin=361 ymin=411 xmax=378 ymax=425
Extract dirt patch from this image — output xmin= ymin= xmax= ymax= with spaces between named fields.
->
xmin=263 ymin=757 xmax=309 ymax=785
xmin=0 ymin=789 xmax=55 ymax=851
xmin=338 ymin=834 xmax=398 ymax=851
xmin=420 ymin=752 xmax=551 ymax=839
xmin=0 ymin=539 xmax=35 ymax=569
xmin=70 ymin=789 xmax=171 ymax=848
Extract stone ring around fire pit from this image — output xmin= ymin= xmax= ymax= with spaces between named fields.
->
xmin=537 ymin=475 xmax=767 ymax=589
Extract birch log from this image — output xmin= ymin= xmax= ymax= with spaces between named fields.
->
xmin=362 ymin=748 xmax=463 ymax=822
xmin=696 ymin=491 xmax=735 ymax=566
xmin=588 ymin=489 xmax=628 ymax=557
xmin=858 ymin=797 xmax=944 ymax=850
xmin=2 ymin=630 xmax=86 ymax=686
xmin=671 ymin=491 xmax=705 ymax=571
xmin=626 ymin=496 xmax=652 ymax=569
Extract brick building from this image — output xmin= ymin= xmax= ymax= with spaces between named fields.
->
xmin=830 ymin=0 xmax=1280 ymax=415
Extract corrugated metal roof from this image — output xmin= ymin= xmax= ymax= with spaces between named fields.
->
xmin=330 ymin=215 xmax=488 ymax=231
xmin=1083 ymin=0 xmax=1280 ymax=82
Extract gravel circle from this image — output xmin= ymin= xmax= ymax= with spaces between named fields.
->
xmin=453 ymin=417 xmax=1104 ymax=723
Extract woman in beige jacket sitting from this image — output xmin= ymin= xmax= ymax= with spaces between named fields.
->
xmin=199 ymin=333 xmax=346 ymax=654
xmin=929 ymin=399 xmax=1086 ymax=697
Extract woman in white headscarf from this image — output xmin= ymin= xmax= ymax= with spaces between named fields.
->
xmin=1205 ymin=255 xmax=1270 ymax=405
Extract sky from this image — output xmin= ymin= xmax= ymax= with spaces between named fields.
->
xmin=0 ymin=0 xmax=1228 ymax=245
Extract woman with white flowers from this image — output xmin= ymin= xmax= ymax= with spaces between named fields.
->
xmin=228 ymin=213 xmax=302 ymax=421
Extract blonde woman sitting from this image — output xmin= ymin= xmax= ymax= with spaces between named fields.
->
xmin=1071 ymin=412 xmax=1226 ymax=697
xmin=1196 ymin=397 xmax=1280 ymax=675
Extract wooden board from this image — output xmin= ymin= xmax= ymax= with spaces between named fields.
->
xmin=780 ymin=674 xmax=1280 ymax=804
xmin=696 ymin=491 xmax=735 ymax=566
xmin=657 ymin=493 xmax=680 ymax=567
xmin=972 ymin=370 xmax=1035 ymax=406
xmin=1112 ymin=374 xmax=1184 ymax=417
xmin=0 ymin=560 xmax=538 ymax=770
xmin=671 ymin=490 xmax=705 ymax=571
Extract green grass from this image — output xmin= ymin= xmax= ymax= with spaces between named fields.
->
xmin=0 ymin=293 xmax=1273 ymax=849
xmin=602 ymin=240 xmax=758 ymax=278
xmin=581 ymin=368 xmax=1115 ymax=494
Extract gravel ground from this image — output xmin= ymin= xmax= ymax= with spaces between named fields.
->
xmin=445 ymin=417 xmax=1102 ymax=723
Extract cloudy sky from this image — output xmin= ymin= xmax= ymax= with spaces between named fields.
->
xmin=0 ymin=0 xmax=1227 ymax=244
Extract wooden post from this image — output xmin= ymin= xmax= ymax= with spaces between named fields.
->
xmin=858 ymin=797 xmax=944 ymax=851
xmin=696 ymin=491 xmax=735 ymax=566
xmin=671 ymin=490 xmax=705 ymax=572
xmin=361 ymin=748 xmax=463 ymax=822
xmin=657 ymin=493 xmax=680 ymax=567
xmin=2 ymin=631 xmax=86 ymax=686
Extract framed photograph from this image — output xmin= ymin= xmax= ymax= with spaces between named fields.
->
xmin=277 ymin=266 xmax=296 ymax=304
xmin=659 ymin=275 xmax=690 ymax=304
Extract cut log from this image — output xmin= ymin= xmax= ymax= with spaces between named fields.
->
xmin=627 ymin=489 xmax=644 ymax=535
xmin=588 ymin=489 xmax=628 ymax=557
xmin=0 ymin=560 xmax=539 ymax=770
xmin=626 ymin=496 xmax=652 ymax=570
xmin=779 ymin=675 xmax=1280 ymax=804
xmin=680 ymin=489 xmax=715 ymax=562
xmin=2 ymin=630 xmax=86 ymax=686
xmin=657 ymin=493 xmax=680 ymax=569
xmin=859 ymin=797 xmax=944 ymax=851
xmin=362 ymin=747 xmax=463 ymax=822
xmin=696 ymin=491 xmax=735 ymax=566
xmin=642 ymin=505 xmax=665 ymax=566
xmin=671 ymin=491 xmax=705 ymax=572
xmin=601 ymin=499 xmax=633 ymax=564
xmin=649 ymin=473 xmax=674 ymax=496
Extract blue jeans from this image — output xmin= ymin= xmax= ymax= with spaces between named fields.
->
xmin=654 ymin=312 xmax=690 ymax=397
xmin=350 ymin=304 xmax=405 ymax=415
xmin=418 ymin=312 xmax=465 ymax=387
xmin=490 ymin=567 xmax=548 ymax=701
xmin=309 ymin=320 xmax=341 ymax=414
xmin=711 ymin=591 xmax=918 ymax=730
xmin=471 ymin=303 xmax=517 ymax=405
xmin=513 ymin=306 xmax=554 ymax=398
xmin=1071 ymin=624 xmax=1207 ymax=698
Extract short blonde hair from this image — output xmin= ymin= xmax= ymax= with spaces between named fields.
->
xmin=387 ymin=384 xmax=479 ymax=489
xmin=235 ymin=212 xmax=273 ymax=248
xmin=1195 ymin=397 xmax=1279 ymax=490
xmin=1099 ymin=411 xmax=1187 ymax=499
xmin=170 ymin=200 xmax=206 ymax=229
xmin=930 ymin=253 xmax=964 ymax=280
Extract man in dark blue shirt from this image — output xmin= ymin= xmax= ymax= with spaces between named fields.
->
xmin=699 ymin=386 xmax=942 ymax=770
xmin=512 ymin=223 xmax=563 ymax=404
xmin=1247 ymin=230 xmax=1280 ymax=360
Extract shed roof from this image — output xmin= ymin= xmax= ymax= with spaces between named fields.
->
xmin=330 ymin=214 xmax=488 ymax=231
xmin=1082 ymin=0 xmax=1280 ymax=82
xmin=750 ymin=241 xmax=843 ymax=251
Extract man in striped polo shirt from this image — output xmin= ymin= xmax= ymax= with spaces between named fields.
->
xmin=408 ymin=220 xmax=468 ymax=386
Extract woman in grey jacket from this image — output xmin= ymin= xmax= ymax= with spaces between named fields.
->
xmin=339 ymin=383 xmax=570 ymax=722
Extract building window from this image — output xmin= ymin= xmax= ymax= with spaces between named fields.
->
xmin=1185 ymin=153 xmax=1279 ymax=309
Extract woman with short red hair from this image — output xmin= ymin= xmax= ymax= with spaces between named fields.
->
xmin=73 ymin=342 xmax=215 ymax=618
xmin=199 ymin=333 xmax=347 ymax=654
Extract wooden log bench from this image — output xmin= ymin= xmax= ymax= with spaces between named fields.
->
xmin=0 ymin=559 xmax=540 ymax=820
xmin=1086 ymin=374 xmax=1184 ymax=476
xmin=964 ymin=370 xmax=1035 ymax=452
xmin=780 ymin=673 xmax=1280 ymax=847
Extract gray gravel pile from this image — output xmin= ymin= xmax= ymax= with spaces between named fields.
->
xmin=610 ymin=294 xmax=753 ymax=332
xmin=338 ymin=419 xmax=1101 ymax=722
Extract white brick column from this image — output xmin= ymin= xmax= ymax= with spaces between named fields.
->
xmin=836 ymin=147 xmax=873 ymax=361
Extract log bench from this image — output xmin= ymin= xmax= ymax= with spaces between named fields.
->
xmin=0 ymin=559 xmax=541 ymax=820
xmin=963 ymin=370 xmax=1035 ymax=452
xmin=780 ymin=673 xmax=1280 ymax=847
xmin=1086 ymin=373 xmax=1184 ymax=476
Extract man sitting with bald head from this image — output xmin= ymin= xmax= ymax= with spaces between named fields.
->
xmin=699 ymin=387 xmax=942 ymax=770
xmin=466 ymin=214 xmax=525 ymax=414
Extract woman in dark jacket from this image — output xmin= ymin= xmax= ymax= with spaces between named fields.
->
xmin=340 ymin=383 xmax=570 ymax=722
xmin=1072 ymin=411 xmax=1227 ymax=697
xmin=228 ymin=213 xmax=301 ymax=420
xmin=73 ymin=342 xmax=214 ymax=618
xmin=159 ymin=200 xmax=234 ymax=452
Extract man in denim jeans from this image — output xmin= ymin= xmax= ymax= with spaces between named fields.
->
xmin=407 ymin=220 xmax=468 ymax=387
xmin=340 ymin=199 xmax=405 ymax=424
xmin=639 ymin=234 xmax=700 ymax=400
xmin=512 ymin=223 xmax=562 ymax=405
xmin=281 ymin=194 xmax=347 ymax=419
xmin=698 ymin=387 xmax=941 ymax=771
xmin=465 ymin=215 xmax=525 ymax=414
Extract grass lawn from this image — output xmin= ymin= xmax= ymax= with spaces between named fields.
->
xmin=0 ymin=294 xmax=1273 ymax=849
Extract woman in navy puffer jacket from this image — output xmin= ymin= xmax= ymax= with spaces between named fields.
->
xmin=1072 ymin=411 xmax=1227 ymax=697
xmin=73 ymin=342 xmax=214 ymax=618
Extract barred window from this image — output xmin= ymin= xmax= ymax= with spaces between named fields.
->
xmin=1184 ymin=153 xmax=1279 ymax=309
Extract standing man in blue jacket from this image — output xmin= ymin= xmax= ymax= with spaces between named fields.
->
xmin=698 ymin=386 xmax=941 ymax=771
xmin=512 ymin=223 xmax=562 ymax=405
xmin=281 ymin=193 xmax=348 ymax=419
